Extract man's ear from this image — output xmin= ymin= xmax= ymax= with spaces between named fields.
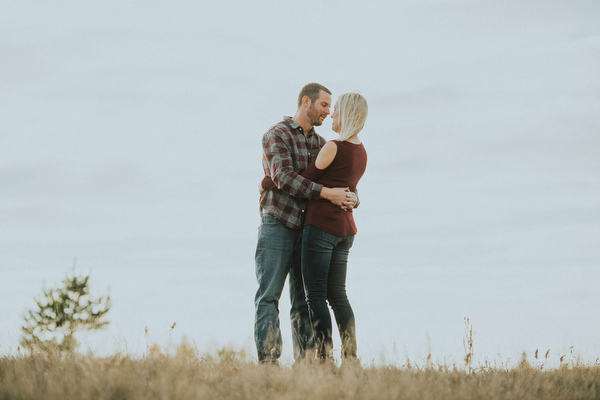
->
xmin=302 ymin=95 xmax=311 ymax=108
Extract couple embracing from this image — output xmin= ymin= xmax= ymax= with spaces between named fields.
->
xmin=254 ymin=83 xmax=368 ymax=364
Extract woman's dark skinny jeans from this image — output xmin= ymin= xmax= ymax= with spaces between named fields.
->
xmin=301 ymin=225 xmax=357 ymax=359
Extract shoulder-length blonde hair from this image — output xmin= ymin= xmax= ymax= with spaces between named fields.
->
xmin=337 ymin=92 xmax=368 ymax=141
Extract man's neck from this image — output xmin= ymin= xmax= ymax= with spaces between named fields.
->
xmin=292 ymin=113 xmax=313 ymax=136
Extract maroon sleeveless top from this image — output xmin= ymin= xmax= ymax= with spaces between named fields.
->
xmin=303 ymin=140 xmax=367 ymax=236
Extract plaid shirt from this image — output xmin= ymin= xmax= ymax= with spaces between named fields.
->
xmin=259 ymin=116 xmax=327 ymax=229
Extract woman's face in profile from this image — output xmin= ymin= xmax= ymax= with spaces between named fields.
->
xmin=331 ymin=101 xmax=340 ymax=133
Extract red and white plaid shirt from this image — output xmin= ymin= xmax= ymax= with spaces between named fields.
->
xmin=259 ymin=116 xmax=327 ymax=229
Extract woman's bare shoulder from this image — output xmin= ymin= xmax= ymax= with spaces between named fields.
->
xmin=315 ymin=141 xmax=338 ymax=169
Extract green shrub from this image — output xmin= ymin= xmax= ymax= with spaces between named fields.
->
xmin=20 ymin=272 xmax=111 ymax=352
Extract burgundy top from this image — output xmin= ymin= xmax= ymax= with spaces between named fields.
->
xmin=303 ymin=140 xmax=367 ymax=236
xmin=261 ymin=140 xmax=367 ymax=236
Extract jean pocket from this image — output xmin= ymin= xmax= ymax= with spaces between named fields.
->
xmin=262 ymin=213 xmax=281 ymax=225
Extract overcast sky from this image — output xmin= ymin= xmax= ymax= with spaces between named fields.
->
xmin=1 ymin=0 xmax=599 ymax=364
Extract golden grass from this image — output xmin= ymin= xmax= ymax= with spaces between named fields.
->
xmin=1 ymin=343 xmax=599 ymax=400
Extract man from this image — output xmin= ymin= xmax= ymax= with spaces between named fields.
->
xmin=254 ymin=83 xmax=356 ymax=363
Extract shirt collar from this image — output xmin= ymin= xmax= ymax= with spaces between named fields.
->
xmin=284 ymin=116 xmax=316 ymax=137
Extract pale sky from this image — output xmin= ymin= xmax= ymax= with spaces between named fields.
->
xmin=1 ymin=0 xmax=599 ymax=364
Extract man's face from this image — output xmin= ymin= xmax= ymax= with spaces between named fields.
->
xmin=306 ymin=91 xmax=332 ymax=127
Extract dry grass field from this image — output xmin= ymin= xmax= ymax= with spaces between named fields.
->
xmin=1 ymin=342 xmax=599 ymax=400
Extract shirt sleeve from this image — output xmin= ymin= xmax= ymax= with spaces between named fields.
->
xmin=260 ymin=175 xmax=276 ymax=190
xmin=262 ymin=158 xmax=326 ymax=191
xmin=262 ymin=127 xmax=323 ymax=200
xmin=299 ymin=160 xmax=327 ymax=183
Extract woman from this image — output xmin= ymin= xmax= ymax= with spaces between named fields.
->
xmin=262 ymin=92 xmax=368 ymax=361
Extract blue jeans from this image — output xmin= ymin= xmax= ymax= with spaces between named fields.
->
xmin=301 ymin=225 xmax=357 ymax=359
xmin=254 ymin=213 xmax=312 ymax=362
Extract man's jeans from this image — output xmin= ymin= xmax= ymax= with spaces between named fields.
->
xmin=254 ymin=213 xmax=312 ymax=362
xmin=301 ymin=225 xmax=357 ymax=359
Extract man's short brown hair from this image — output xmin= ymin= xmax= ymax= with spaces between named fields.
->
xmin=297 ymin=83 xmax=332 ymax=110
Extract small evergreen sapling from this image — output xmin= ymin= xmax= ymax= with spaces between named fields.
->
xmin=21 ymin=272 xmax=111 ymax=352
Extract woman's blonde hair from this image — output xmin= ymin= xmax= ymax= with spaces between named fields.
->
xmin=337 ymin=92 xmax=368 ymax=141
